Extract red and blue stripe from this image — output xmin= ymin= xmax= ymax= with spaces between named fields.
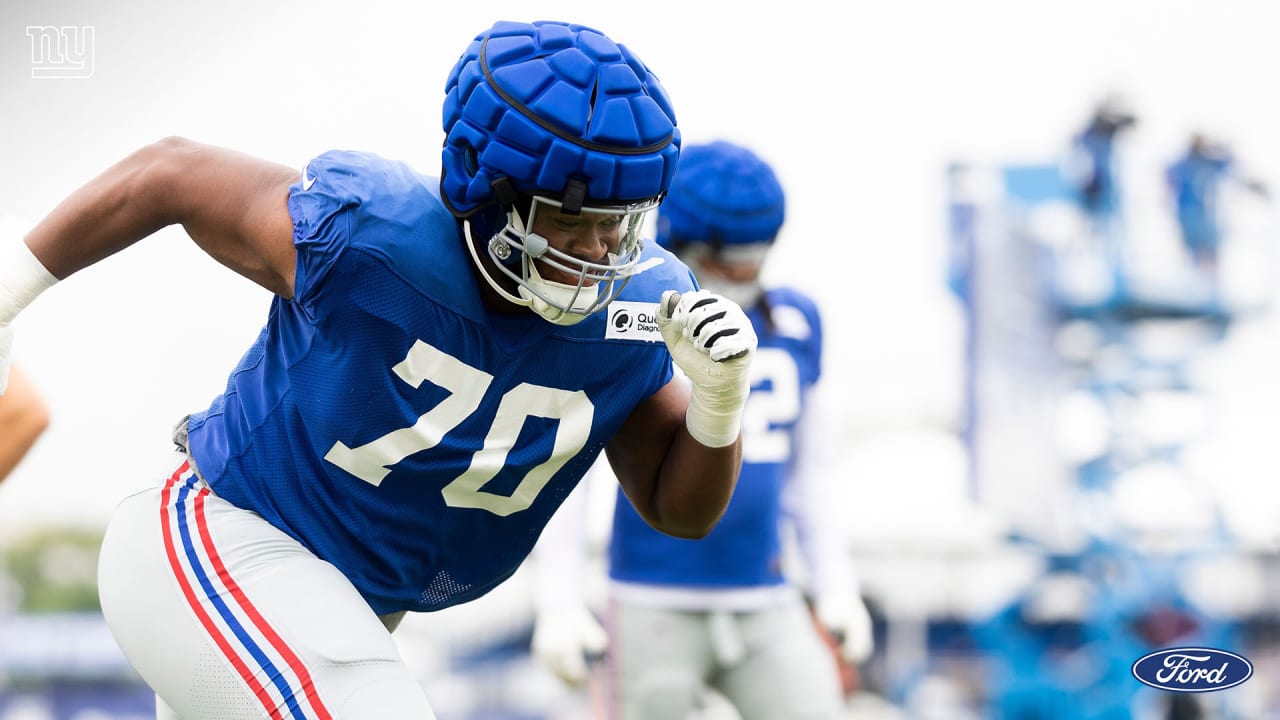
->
xmin=160 ymin=462 xmax=333 ymax=720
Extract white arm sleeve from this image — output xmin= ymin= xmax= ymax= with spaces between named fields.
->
xmin=0 ymin=237 xmax=57 ymax=325
xmin=531 ymin=464 xmax=594 ymax=613
xmin=530 ymin=457 xmax=611 ymax=685
xmin=782 ymin=382 xmax=859 ymax=606
xmin=0 ymin=235 xmax=58 ymax=395
xmin=784 ymin=385 xmax=876 ymax=662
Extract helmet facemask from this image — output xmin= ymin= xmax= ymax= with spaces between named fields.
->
xmin=675 ymin=241 xmax=772 ymax=310
xmin=464 ymin=193 xmax=663 ymax=325
xmin=442 ymin=20 xmax=681 ymax=323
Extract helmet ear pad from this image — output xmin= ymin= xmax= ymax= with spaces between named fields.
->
xmin=441 ymin=20 xmax=680 ymax=218
xmin=465 ymin=205 xmax=508 ymax=250
xmin=463 ymin=199 xmax=534 ymax=270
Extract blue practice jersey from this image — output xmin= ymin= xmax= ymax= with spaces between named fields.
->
xmin=609 ymin=288 xmax=823 ymax=588
xmin=1167 ymin=152 xmax=1233 ymax=213
xmin=184 ymin=150 xmax=695 ymax=615
xmin=1166 ymin=151 xmax=1235 ymax=250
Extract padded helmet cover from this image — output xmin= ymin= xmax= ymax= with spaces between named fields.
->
xmin=442 ymin=20 xmax=681 ymax=217
xmin=656 ymin=140 xmax=786 ymax=249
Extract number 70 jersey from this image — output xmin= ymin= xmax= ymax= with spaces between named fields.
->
xmin=183 ymin=151 xmax=694 ymax=615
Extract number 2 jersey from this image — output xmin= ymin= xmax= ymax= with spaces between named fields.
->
xmin=183 ymin=150 xmax=694 ymax=615
xmin=609 ymin=290 xmax=823 ymax=595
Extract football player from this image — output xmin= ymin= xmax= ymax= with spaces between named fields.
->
xmin=1165 ymin=133 xmax=1270 ymax=293
xmin=532 ymin=141 xmax=873 ymax=720
xmin=0 ymin=21 xmax=756 ymax=720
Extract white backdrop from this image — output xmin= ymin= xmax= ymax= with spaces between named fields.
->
xmin=2 ymin=0 xmax=1280 ymax=535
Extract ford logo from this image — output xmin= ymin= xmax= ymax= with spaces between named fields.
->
xmin=1132 ymin=647 xmax=1253 ymax=692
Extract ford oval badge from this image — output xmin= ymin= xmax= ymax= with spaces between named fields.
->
xmin=1132 ymin=647 xmax=1253 ymax=692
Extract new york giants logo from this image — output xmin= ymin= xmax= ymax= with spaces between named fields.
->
xmin=27 ymin=26 xmax=94 ymax=79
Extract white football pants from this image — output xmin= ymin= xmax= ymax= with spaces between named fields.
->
xmin=605 ymin=598 xmax=844 ymax=720
xmin=98 ymin=458 xmax=436 ymax=719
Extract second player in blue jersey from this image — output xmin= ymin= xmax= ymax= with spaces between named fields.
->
xmin=533 ymin=141 xmax=873 ymax=719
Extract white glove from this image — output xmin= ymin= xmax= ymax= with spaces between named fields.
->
xmin=656 ymin=289 xmax=757 ymax=447
xmin=532 ymin=605 xmax=608 ymax=686
xmin=816 ymin=594 xmax=875 ymax=664
xmin=0 ymin=239 xmax=58 ymax=395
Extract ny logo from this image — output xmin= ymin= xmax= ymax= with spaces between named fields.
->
xmin=27 ymin=26 xmax=95 ymax=79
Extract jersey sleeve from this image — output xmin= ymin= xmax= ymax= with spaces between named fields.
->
xmin=769 ymin=287 xmax=825 ymax=388
xmin=285 ymin=150 xmax=379 ymax=308
xmin=802 ymin=297 xmax=823 ymax=386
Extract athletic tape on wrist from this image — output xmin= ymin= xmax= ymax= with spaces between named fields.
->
xmin=0 ymin=240 xmax=57 ymax=324
xmin=684 ymin=379 xmax=747 ymax=448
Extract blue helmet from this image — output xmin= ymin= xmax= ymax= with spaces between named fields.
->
xmin=656 ymin=141 xmax=785 ymax=309
xmin=655 ymin=140 xmax=786 ymax=250
xmin=441 ymin=20 xmax=681 ymax=325
xmin=442 ymin=20 xmax=680 ymax=216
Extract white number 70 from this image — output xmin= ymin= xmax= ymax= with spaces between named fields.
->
xmin=324 ymin=340 xmax=595 ymax=517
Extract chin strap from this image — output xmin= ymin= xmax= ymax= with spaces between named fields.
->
xmin=463 ymin=215 xmax=596 ymax=326
xmin=518 ymin=260 xmax=597 ymax=326
xmin=463 ymin=217 xmax=528 ymax=308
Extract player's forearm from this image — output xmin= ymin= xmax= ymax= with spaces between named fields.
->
xmin=0 ymin=369 xmax=49 ymax=481
xmin=25 ymin=138 xmax=189 ymax=279
xmin=0 ymin=423 xmax=44 ymax=482
xmin=647 ymin=430 xmax=740 ymax=539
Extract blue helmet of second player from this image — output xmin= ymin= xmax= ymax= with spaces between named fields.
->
xmin=441 ymin=20 xmax=681 ymax=325
xmin=656 ymin=140 xmax=785 ymax=308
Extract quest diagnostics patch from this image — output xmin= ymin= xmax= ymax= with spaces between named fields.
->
xmin=605 ymin=301 xmax=664 ymax=342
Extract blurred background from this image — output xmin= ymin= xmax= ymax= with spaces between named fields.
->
xmin=4 ymin=1 xmax=1280 ymax=717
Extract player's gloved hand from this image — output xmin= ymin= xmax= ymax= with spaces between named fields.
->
xmin=657 ymin=289 xmax=757 ymax=448
xmin=532 ymin=605 xmax=608 ymax=686
xmin=817 ymin=594 xmax=875 ymax=664
xmin=0 ymin=240 xmax=58 ymax=395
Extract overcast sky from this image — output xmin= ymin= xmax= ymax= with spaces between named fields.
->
xmin=3 ymin=0 xmax=1280 ymax=535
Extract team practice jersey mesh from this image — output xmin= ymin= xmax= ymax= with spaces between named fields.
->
xmin=185 ymin=150 xmax=694 ymax=615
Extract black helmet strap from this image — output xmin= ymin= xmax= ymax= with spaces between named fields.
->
xmin=561 ymin=178 xmax=587 ymax=216
xmin=490 ymin=176 xmax=518 ymax=210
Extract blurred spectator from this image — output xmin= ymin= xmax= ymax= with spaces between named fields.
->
xmin=1165 ymin=133 xmax=1269 ymax=294
xmin=1066 ymin=94 xmax=1139 ymax=281
xmin=0 ymin=364 xmax=49 ymax=483
xmin=1070 ymin=95 xmax=1138 ymax=223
